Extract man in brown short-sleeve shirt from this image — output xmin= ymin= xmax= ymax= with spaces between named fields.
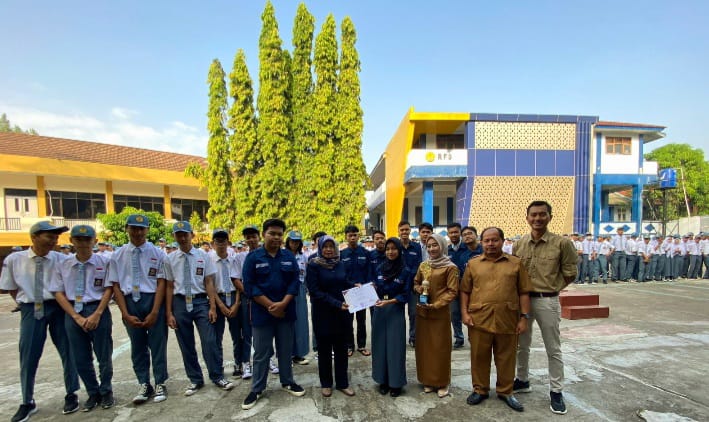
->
xmin=460 ymin=227 xmax=531 ymax=412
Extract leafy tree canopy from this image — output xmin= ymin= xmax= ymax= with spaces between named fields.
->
xmin=96 ymin=206 xmax=172 ymax=246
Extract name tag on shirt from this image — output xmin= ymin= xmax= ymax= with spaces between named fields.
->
xmin=196 ymin=267 xmax=204 ymax=276
xmin=94 ymin=278 xmax=104 ymax=287
xmin=256 ymin=263 xmax=269 ymax=269
xmin=148 ymin=267 xmax=158 ymax=277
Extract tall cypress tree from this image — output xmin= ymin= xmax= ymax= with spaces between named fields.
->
xmin=254 ymin=0 xmax=294 ymax=221
xmin=205 ymin=59 xmax=235 ymax=230
xmin=335 ymin=17 xmax=368 ymax=232
xmin=304 ymin=13 xmax=339 ymax=237
xmin=228 ymin=49 xmax=260 ymax=229
xmin=289 ymin=3 xmax=315 ymax=232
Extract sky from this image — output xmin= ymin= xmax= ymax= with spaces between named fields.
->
xmin=1 ymin=0 xmax=708 ymax=171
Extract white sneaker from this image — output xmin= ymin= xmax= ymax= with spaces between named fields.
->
xmin=242 ymin=362 xmax=252 ymax=380
xmin=269 ymin=358 xmax=279 ymax=374
xmin=154 ymin=384 xmax=167 ymax=403
xmin=214 ymin=378 xmax=234 ymax=391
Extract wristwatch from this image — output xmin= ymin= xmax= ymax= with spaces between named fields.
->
xmin=520 ymin=313 xmax=531 ymax=319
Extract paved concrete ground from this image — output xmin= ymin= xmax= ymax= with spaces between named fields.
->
xmin=1 ymin=280 xmax=708 ymax=421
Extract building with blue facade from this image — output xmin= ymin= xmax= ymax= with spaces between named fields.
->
xmin=366 ymin=108 xmax=665 ymax=237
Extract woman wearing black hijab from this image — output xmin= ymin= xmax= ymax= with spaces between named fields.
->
xmin=305 ymin=236 xmax=356 ymax=397
xmin=371 ymin=237 xmax=413 ymax=397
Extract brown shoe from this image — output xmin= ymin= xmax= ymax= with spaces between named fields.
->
xmin=338 ymin=387 xmax=355 ymax=397
xmin=321 ymin=388 xmax=332 ymax=397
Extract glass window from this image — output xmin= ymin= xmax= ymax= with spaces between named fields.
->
xmin=171 ymin=198 xmax=209 ymax=221
xmin=436 ymin=134 xmax=464 ymax=150
xmin=114 ymin=195 xmax=164 ymax=215
xmin=45 ymin=191 xmax=106 ymax=219
xmin=606 ymin=137 xmax=632 ymax=155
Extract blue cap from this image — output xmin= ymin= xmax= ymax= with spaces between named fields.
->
xmin=70 ymin=225 xmax=96 ymax=238
xmin=126 ymin=214 xmax=149 ymax=228
xmin=30 ymin=221 xmax=69 ymax=235
xmin=172 ymin=221 xmax=192 ymax=233
xmin=212 ymin=228 xmax=229 ymax=239
xmin=169 ymin=242 xmax=178 ymax=248
xmin=242 ymin=225 xmax=259 ymax=235
xmin=673 ymin=234 xmax=680 ymax=239
xmin=287 ymin=230 xmax=303 ymax=240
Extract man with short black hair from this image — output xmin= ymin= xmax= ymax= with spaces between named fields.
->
xmin=398 ymin=221 xmax=422 ymax=348
xmin=513 ymin=201 xmax=577 ymax=415
xmin=341 ymin=225 xmax=370 ymax=357
xmin=1 ymin=221 xmax=80 ymax=422
xmin=447 ymin=222 xmax=467 ymax=348
xmin=232 ymin=225 xmax=260 ymax=379
xmin=241 ymin=219 xmax=305 ymax=410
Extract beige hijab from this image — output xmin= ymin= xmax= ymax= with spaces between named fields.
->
xmin=426 ymin=233 xmax=457 ymax=269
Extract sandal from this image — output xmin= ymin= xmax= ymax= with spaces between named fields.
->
xmin=437 ymin=387 xmax=449 ymax=398
xmin=322 ymin=388 xmax=332 ymax=397
xmin=357 ymin=348 xmax=371 ymax=356
xmin=347 ymin=348 xmax=354 ymax=357
xmin=423 ymin=386 xmax=435 ymax=393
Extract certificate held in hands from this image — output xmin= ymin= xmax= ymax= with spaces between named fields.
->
xmin=342 ymin=283 xmax=379 ymax=314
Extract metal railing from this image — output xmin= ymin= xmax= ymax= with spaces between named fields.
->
xmin=0 ymin=217 xmax=22 ymax=231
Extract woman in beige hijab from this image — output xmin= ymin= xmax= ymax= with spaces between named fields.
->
xmin=413 ymin=233 xmax=459 ymax=398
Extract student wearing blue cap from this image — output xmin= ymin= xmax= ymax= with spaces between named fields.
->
xmin=1 ymin=221 xmax=80 ymax=422
xmin=108 ymin=214 xmax=169 ymax=405
xmin=51 ymin=225 xmax=114 ymax=412
xmin=285 ymin=230 xmax=310 ymax=365
xmin=163 ymin=221 xmax=234 ymax=395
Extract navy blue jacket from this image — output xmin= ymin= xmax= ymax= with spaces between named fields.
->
xmin=341 ymin=245 xmax=370 ymax=284
xmin=242 ymin=247 xmax=300 ymax=327
xmin=373 ymin=266 xmax=413 ymax=304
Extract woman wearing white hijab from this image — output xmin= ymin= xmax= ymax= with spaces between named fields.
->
xmin=413 ymin=233 xmax=459 ymax=398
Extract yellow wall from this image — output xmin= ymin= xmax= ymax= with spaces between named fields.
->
xmin=0 ymin=154 xmax=201 ymax=187
xmin=384 ymin=108 xmax=415 ymax=236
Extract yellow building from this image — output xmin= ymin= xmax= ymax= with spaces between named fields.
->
xmin=0 ymin=132 xmax=207 ymax=251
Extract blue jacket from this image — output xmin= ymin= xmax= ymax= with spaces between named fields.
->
xmin=401 ymin=241 xmax=422 ymax=275
xmin=242 ymin=247 xmax=300 ymax=327
xmin=368 ymin=248 xmax=386 ymax=283
xmin=373 ymin=266 xmax=413 ymax=304
xmin=341 ymin=245 xmax=370 ymax=284
xmin=449 ymin=242 xmax=482 ymax=279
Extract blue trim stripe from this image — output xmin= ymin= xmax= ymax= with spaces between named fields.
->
xmin=573 ymin=117 xmax=599 ymax=234
xmin=404 ymin=165 xmax=467 ymax=182
xmin=422 ymin=182 xmax=434 ymax=224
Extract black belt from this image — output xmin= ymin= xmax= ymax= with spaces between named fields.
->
xmin=176 ymin=293 xmax=207 ymax=299
xmin=70 ymin=300 xmax=99 ymax=305
xmin=529 ymin=291 xmax=558 ymax=298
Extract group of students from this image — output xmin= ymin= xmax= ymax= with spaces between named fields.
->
xmin=570 ymin=229 xmax=709 ymax=284
xmin=2 ymin=204 xmax=572 ymax=422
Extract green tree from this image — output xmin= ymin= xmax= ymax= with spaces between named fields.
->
xmin=0 ymin=113 xmax=39 ymax=134
xmin=205 ymin=59 xmax=235 ymax=230
xmin=644 ymin=144 xmax=709 ymax=219
xmin=96 ymin=206 xmax=171 ymax=246
xmin=334 ymin=16 xmax=369 ymax=232
xmin=228 ymin=49 xmax=260 ymax=230
xmin=253 ymin=1 xmax=294 ymax=221
xmin=302 ymin=13 xmax=339 ymax=237
xmin=288 ymin=3 xmax=316 ymax=231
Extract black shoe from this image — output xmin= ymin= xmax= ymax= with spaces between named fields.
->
xmin=513 ymin=378 xmax=531 ymax=393
xmin=233 ymin=363 xmax=243 ymax=377
xmin=389 ymin=387 xmax=402 ymax=397
xmin=241 ymin=391 xmax=261 ymax=410
xmin=11 ymin=402 xmax=37 ymax=422
xmin=63 ymin=393 xmax=79 ymax=414
xmin=378 ymin=384 xmax=390 ymax=395
xmin=408 ymin=339 xmax=415 ymax=348
xmin=82 ymin=393 xmax=101 ymax=412
xmin=499 ymin=394 xmax=524 ymax=412
xmin=466 ymin=392 xmax=489 ymax=405
xmin=132 ymin=383 xmax=154 ymax=404
xmin=101 ymin=392 xmax=115 ymax=409
xmin=282 ymin=383 xmax=306 ymax=397
xmin=12 ymin=305 xmax=21 ymax=313
xmin=550 ymin=391 xmax=567 ymax=414
xmin=453 ymin=341 xmax=464 ymax=349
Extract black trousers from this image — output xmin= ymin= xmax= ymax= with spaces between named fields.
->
xmin=347 ymin=309 xmax=367 ymax=349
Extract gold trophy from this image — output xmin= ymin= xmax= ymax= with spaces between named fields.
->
xmin=419 ymin=262 xmax=431 ymax=305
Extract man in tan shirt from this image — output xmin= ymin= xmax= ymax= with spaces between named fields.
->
xmin=461 ymin=227 xmax=531 ymax=412
xmin=512 ymin=200 xmax=577 ymax=415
